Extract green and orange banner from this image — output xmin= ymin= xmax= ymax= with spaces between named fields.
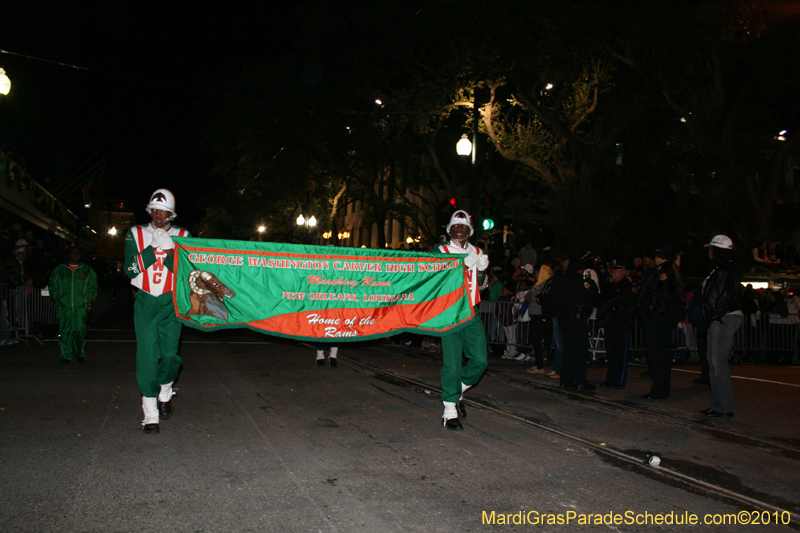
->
xmin=172 ymin=238 xmax=474 ymax=341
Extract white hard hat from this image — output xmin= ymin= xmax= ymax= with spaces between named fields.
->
xmin=446 ymin=210 xmax=473 ymax=236
xmin=145 ymin=188 xmax=177 ymax=219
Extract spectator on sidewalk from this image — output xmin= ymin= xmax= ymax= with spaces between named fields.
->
xmin=3 ymin=240 xmax=32 ymax=288
xmin=496 ymin=284 xmax=518 ymax=360
xmin=596 ymin=260 xmax=637 ymax=389
xmin=517 ymin=238 xmax=537 ymax=276
xmin=525 ymin=273 xmax=550 ymax=374
xmin=751 ymin=241 xmax=779 ymax=271
xmin=638 ymin=243 xmax=686 ymax=400
xmin=699 ymin=235 xmax=743 ymax=418
xmin=48 ymin=246 xmax=98 ymax=364
xmin=548 ymin=253 xmax=599 ymax=391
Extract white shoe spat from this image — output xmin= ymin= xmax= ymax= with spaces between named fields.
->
xmin=442 ymin=401 xmax=458 ymax=421
xmin=142 ymin=397 xmax=159 ymax=426
xmin=158 ymin=382 xmax=175 ymax=402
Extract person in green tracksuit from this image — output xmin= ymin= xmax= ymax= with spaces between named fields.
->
xmin=48 ymin=246 xmax=98 ymax=363
xmin=124 ymin=188 xmax=191 ymax=435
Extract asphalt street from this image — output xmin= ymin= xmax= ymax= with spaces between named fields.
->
xmin=0 ymin=320 xmax=798 ymax=533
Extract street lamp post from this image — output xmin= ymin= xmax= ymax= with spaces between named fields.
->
xmin=456 ymin=90 xmax=480 ymax=219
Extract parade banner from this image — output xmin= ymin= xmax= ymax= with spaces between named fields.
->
xmin=172 ymin=238 xmax=474 ymax=342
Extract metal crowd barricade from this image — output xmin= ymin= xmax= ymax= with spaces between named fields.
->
xmin=0 ymin=284 xmax=58 ymax=345
xmin=479 ymin=299 xmax=530 ymax=356
xmin=733 ymin=312 xmax=799 ymax=363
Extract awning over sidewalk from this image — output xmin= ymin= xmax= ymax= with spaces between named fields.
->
xmin=0 ymin=150 xmax=77 ymax=240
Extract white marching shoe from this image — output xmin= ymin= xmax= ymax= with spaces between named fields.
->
xmin=158 ymin=382 xmax=175 ymax=420
xmin=329 ymin=347 xmax=338 ymax=367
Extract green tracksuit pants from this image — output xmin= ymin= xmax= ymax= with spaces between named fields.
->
xmin=56 ymin=306 xmax=89 ymax=360
xmin=134 ymin=291 xmax=183 ymax=398
xmin=440 ymin=313 xmax=488 ymax=403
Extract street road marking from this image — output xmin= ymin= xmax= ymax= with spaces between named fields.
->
xmin=673 ymin=367 xmax=800 ymax=388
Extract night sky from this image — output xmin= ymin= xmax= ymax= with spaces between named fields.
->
xmin=1 ymin=3 xmax=296 ymax=227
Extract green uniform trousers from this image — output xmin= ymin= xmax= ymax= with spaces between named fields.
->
xmin=440 ymin=313 xmax=488 ymax=403
xmin=56 ymin=306 xmax=89 ymax=360
xmin=134 ymin=291 xmax=183 ymax=398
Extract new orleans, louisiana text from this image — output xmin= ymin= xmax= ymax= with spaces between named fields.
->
xmin=283 ymin=291 xmax=414 ymax=302
xmin=481 ymin=510 xmax=792 ymax=527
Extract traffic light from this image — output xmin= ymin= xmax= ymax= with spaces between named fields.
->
xmin=479 ymin=194 xmax=495 ymax=231
xmin=449 ymin=197 xmax=457 ymax=209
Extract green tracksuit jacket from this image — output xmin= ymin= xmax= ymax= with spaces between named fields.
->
xmin=48 ymin=263 xmax=98 ymax=360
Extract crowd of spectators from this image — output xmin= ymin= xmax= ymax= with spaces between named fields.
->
xmin=476 ymin=226 xmax=800 ymax=372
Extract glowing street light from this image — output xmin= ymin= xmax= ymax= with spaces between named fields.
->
xmin=456 ymin=134 xmax=472 ymax=157
xmin=0 ymin=69 xmax=10 ymax=96
xmin=297 ymin=214 xmax=317 ymax=228
xmin=108 ymin=227 xmax=117 ymax=236
xmin=257 ymin=225 xmax=266 ymax=233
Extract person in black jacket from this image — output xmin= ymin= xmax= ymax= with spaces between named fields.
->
xmin=548 ymin=254 xmax=599 ymax=390
xmin=699 ymin=235 xmax=743 ymax=417
xmin=596 ymin=260 xmax=638 ymax=389
xmin=638 ymin=243 xmax=686 ymax=399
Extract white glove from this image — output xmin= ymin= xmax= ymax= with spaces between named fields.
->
xmin=464 ymin=251 xmax=479 ymax=268
xmin=477 ymin=251 xmax=490 ymax=271
xmin=150 ymin=229 xmax=167 ymax=250
xmin=159 ymin=232 xmax=174 ymax=250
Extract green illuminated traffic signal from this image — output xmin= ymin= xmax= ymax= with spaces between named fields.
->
xmin=479 ymin=194 xmax=495 ymax=231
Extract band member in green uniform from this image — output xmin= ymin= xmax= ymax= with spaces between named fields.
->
xmin=124 ymin=189 xmax=191 ymax=434
xmin=436 ymin=210 xmax=489 ymax=430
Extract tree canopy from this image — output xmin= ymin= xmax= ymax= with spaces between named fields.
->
xmin=196 ymin=0 xmax=800 ymax=266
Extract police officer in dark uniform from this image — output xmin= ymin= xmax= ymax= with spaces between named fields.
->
xmin=596 ymin=260 xmax=638 ymax=389
xmin=638 ymin=244 xmax=686 ymax=399
xmin=549 ymin=253 xmax=600 ymax=391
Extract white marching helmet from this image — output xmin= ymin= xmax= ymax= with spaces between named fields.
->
xmin=146 ymin=188 xmax=177 ymax=219
xmin=446 ymin=209 xmax=474 ymax=237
